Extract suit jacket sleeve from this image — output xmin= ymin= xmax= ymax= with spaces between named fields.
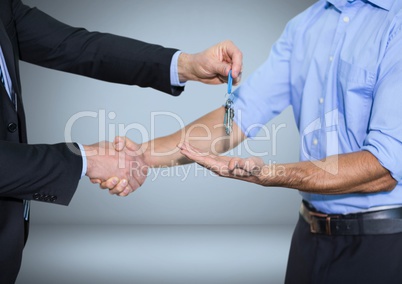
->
xmin=0 ymin=141 xmax=82 ymax=205
xmin=12 ymin=0 xmax=184 ymax=96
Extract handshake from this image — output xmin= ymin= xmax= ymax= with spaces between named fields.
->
xmin=83 ymin=132 xmax=268 ymax=197
xmin=83 ymin=137 xmax=149 ymax=197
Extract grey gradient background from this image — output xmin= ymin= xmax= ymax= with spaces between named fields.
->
xmin=16 ymin=0 xmax=316 ymax=283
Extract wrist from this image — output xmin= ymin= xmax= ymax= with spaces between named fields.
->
xmin=142 ymin=142 xmax=153 ymax=168
xmin=83 ymin=144 xmax=96 ymax=177
xmin=143 ymin=140 xmax=182 ymax=168
xmin=76 ymin=143 xmax=88 ymax=178
xmin=258 ymin=164 xmax=274 ymax=186
xmin=177 ymin=52 xmax=196 ymax=83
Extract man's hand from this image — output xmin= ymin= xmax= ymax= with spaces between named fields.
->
xmin=178 ymin=142 xmax=266 ymax=184
xmin=179 ymin=142 xmax=398 ymax=195
xmin=92 ymin=137 xmax=149 ymax=192
xmin=178 ymin=40 xmax=243 ymax=85
xmin=84 ymin=141 xmax=148 ymax=196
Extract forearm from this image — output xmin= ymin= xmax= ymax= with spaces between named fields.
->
xmin=145 ymin=107 xmax=245 ymax=167
xmin=0 ymin=141 xmax=82 ymax=204
xmin=14 ymin=1 xmax=177 ymax=94
xmin=260 ymin=150 xmax=397 ymax=194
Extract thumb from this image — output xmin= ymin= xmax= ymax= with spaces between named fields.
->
xmin=215 ymin=62 xmax=231 ymax=78
xmin=113 ymin=136 xmax=126 ymax=152
xmin=215 ymin=63 xmax=241 ymax=85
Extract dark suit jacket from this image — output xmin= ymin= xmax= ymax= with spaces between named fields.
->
xmin=0 ymin=0 xmax=183 ymax=282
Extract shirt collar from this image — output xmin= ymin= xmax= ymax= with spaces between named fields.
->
xmin=326 ymin=0 xmax=394 ymax=11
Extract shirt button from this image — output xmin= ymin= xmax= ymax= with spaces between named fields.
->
xmin=343 ymin=16 xmax=350 ymax=23
xmin=319 ymin=98 xmax=324 ymax=104
xmin=329 ymin=56 xmax=333 ymax=62
xmin=313 ymin=138 xmax=318 ymax=146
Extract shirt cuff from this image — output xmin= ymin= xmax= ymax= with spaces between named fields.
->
xmin=76 ymin=143 xmax=87 ymax=178
xmin=170 ymin=51 xmax=186 ymax=87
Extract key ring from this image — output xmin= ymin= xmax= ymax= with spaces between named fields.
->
xmin=227 ymin=70 xmax=233 ymax=95
xmin=225 ymin=70 xmax=235 ymax=101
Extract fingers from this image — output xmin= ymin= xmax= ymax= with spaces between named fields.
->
xmin=94 ymin=176 xmax=139 ymax=197
xmin=98 ymin=177 xmax=119 ymax=189
xmin=101 ymin=167 xmax=147 ymax=196
xmin=113 ymin=136 xmax=140 ymax=150
xmin=231 ymin=72 xmax=242 ymax=86
xmin=179 ymin=142 xmax=264 ymax=180
xmin=178 ymin=142 xmax=208 ymax=163
xmin=117 ymin=185 xmax=135 ymax=197
xmin=114 ymin=136 xmax=148 ymax=194
xmin=228 ymin=157 xmax=264 ymax=177
xmin=102 ymin=161 xmax=146 ymax=196
xmin=179 ymin=142 xmax=232 ymax=176
xmin=90 ymin=178 xmax=102 ymax=184
xmin=113 ymin=136 xmax=144 ymax=161
xmin=179 ymin=142 xmax=211 ymax=168
xmin=219 ymin=63 xmax=241 ymax=86
xmin=113 ymin=136 xmax=138 ymax=151
xmin=107 ymin=179 xmax=127 ymax=195
xmin=226 ymin=42 xmax=243 ymax=77
xmin=107 ymin=179 xmax=135 ymax=197
xmin=220 ymin=40 xmax=243 ymax=84
xmin=113 ymin=136 xmax=126 ymax=151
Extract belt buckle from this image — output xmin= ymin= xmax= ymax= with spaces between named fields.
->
xmin=309 ymin=211 xmax=339 ymax=235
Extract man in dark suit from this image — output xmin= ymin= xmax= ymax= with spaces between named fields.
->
xmin=0 ymin=0 xmax=242 ymax=282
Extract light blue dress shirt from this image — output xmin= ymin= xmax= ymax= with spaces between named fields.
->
xmin=232 ymin=0 xmax=402 ymax=214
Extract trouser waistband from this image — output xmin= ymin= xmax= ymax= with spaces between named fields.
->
xmin=300 ymin=201 xmax=402 ymax=235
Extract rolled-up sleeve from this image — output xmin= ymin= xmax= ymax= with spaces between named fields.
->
xmin=362 ymin=29 xmax=402 ymax=182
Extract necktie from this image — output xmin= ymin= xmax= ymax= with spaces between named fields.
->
xmin=0 ymin=63 xmax=5 ymax=86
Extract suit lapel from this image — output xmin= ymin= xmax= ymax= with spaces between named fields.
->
xmin=0 ymin=18 xmax=21 ymax=97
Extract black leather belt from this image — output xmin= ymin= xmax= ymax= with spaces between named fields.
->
xmin=300 ymin=201 xmax=402 ymax=235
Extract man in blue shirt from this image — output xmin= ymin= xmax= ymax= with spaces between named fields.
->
xmin=108 ymin=0 xmax=402 ymax=283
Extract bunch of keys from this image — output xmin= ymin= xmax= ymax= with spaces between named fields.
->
xmin=224 ymin=70 xmax=235 ymax=135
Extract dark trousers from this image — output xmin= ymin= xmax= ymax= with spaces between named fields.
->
xmin=285 ymin=216 xmax=402 ymax=284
